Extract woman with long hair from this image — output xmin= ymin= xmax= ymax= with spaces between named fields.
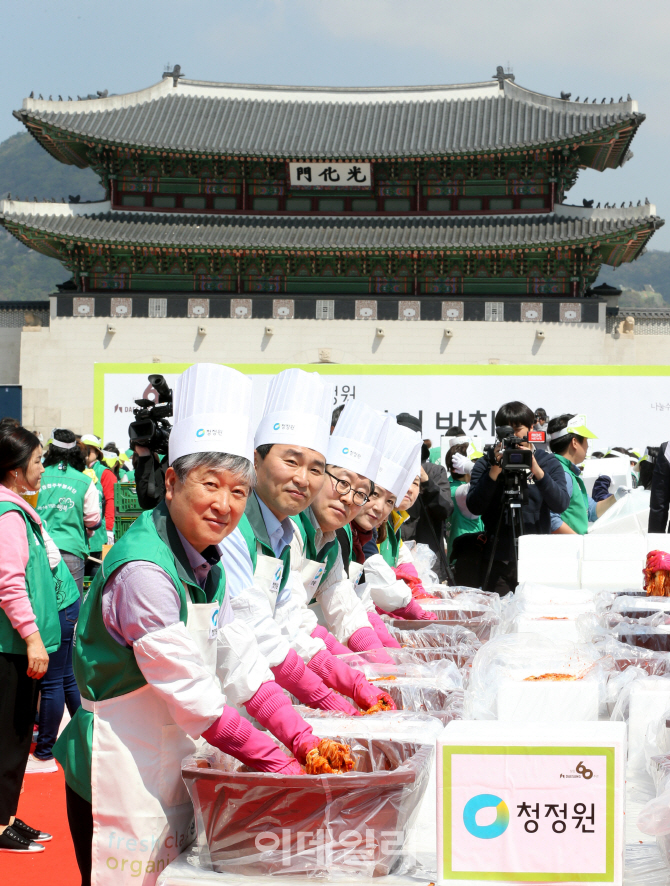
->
xmin=0 ymin=426 xmax=60 ymax=852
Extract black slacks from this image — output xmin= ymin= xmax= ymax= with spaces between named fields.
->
xmin=0 ymin=652 xmax=40 ymax=823
xmin=66 ymin=784 xmax=93 ymax=886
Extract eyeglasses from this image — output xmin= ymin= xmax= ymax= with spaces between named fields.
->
xmin=325 ymin=469 xmax=370 ymax=506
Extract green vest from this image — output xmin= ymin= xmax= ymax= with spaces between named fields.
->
xmin=53 ymin=557 xmax=81 ymax=611
xmin=378 ymin=518 xmax=401 ymax=567
xmin=555 ymin=455 xmax=590 ymax=535
xmin=37 ymin=463 xmax=91 ymax=560
xmin=0 ymin=502 xmax=61 ymax=655
xmin=291 ymin=509 xmax=341 ymax=604
xmin=53 ymin=501 xmax=226 ymax=803
xmin=447 ymin=479 xmax=484 ymax=558
xmin=237 ymin=493 xmax=291 ymax=593
xmin=88 ymin=461 xmax=109 ymax=552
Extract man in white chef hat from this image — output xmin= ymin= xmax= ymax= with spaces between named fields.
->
xmin=219 ymin=369 xmax=394 ymax=713
xmin=349 ymin=419 xmax=438 ymax=625
xmin=289 ymin=400 xmax=398 ymax=667
xmin=54 ymin=364 xmax=318 ymax=886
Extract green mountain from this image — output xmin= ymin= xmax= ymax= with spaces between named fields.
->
xmin=0 ymin=130 xmax=669 ymax=304
xmin=0 ymin=131 xmax=104 ymax=301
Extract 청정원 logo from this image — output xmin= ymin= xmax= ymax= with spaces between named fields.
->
xmin=273 ymin=422 xmax=281 ymax=431
xmin=196 ymin=429 xmax=205 ymax=438
xmin=463 ymin=794 xmax=510 ymax=839
xmin=342 ymin=447 xmax=349 ymax=454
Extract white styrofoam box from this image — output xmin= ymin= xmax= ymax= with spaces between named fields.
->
xmin=580 ymin=453 xmax=632 ymax=496
xmin=647 ymin=534 xmax=670 ymax=555
xmin=582 ymin=534 xmax=647 ymax=562
xmin=628 ymin=680 xmax=670 ymax=772
xmin=497 ymin=678 xmax=599 ymax=722
xmin=517 ymin=557 xmax=581 ymax=589
xmin=516 ymin=582 xmax=594 ymax=606
xmin=580 ymin=559 xmax=644 ymax=592
xmin=518 ymin=534 xmax=584 ymax=561
xmin=611 ymin=596 xmax=670 ymax=614
xmin=305 ymin=714 xmax=443 ymax=860
xmin=437 ymin=720 xmax=626 ymax=886
xmin=513 ymin=615 xmax=581 ymax=643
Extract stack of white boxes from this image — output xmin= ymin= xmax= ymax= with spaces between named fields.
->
xmin=580 ymin=535 xmax=646 ymax=592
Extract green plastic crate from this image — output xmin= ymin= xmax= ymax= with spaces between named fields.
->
xmin=114 ymin=515 xmax=137 ymax=541
xmin=114 ymin=483 xmax=140 ymax=513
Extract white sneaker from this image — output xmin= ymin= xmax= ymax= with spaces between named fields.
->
xmin=25 ymin=754 xmax=58 ymax=774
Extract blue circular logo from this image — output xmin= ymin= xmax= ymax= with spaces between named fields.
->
xmin=196 ymin=429 xmax=205 ymax=438
xmin=463 ymin=794 xmax=510 ymax=839
xmin=342 ymin=447 xmax=349 ymax=454
xmin=273 ymin=422 xmax=281 ymax=431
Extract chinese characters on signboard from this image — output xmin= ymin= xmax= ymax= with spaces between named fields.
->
xmin=289 ymin=162 xmax=372 ymax=189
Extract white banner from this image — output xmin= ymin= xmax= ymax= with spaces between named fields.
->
xmin=288 ymin=161 xmax=372 ymax=188
xmin=98 ymin=365 xmax=670 ymax=457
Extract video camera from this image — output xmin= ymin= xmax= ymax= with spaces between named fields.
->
xmin=128 ymin=374 xmax=173 ymax=456
xmin=484 ymin=425 xmax=536 ymax=474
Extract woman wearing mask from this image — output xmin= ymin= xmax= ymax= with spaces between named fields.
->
xmin=0 ymin=426 xmax=60 ymax=853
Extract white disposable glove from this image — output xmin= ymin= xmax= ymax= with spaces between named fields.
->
xmin=614 ymin=486 xmax=633 ymax=500
xmin=107 ymin=530 xmax=115 ymax=545
xmin=452 ymin=452 xmax=474 ymax=475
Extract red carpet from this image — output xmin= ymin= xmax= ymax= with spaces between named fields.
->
xmin=0 ymin=764 xmax=79 ymax=886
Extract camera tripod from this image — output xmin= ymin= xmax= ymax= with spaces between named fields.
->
xmin=482 ymin=467 xmax=528 ymax=593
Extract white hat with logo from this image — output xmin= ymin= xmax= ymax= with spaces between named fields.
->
xmin=168 ymin=363 xmax=254 ymax=465
xmin=327 ymin=400 xmax=392 ymax=482
xmin=254 ymin=368 xmax=334 ymax=458
xmin=375 ymin=420 xmax=422 ymax=504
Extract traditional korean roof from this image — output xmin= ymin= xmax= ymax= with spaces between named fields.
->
xmin=15 ymin=74 xmax=643 ymax=168
xmin=0 ymin=200 xmax=661 ymax=264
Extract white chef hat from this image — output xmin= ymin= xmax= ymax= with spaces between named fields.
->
xmin=375 ymin=420 xmax=422 ymax=504
xmin=327 ymin=400 xmax=392 ymax=482
xmin=168 ymin=363 xmax=254 ymax=465
xmin=254 ymin=368 xmax=334 ymax=458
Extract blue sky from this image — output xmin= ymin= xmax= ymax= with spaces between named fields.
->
xmin=3 ymin=0 xmax=670 ymax=247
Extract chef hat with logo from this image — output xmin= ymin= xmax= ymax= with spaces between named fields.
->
xmin=254 ymin=368 xmax=334 ymax=458
xmin=374 ymin=420 xmax=422 ymax=504
xmin=169 ymin=363 xmax=254 ymax=465
xmin=327 ymin=400 xmax=392 ymax=482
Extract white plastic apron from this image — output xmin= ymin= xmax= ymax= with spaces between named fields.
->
xmin=253 ymin=552 xmax=285 ymax=609
xmin=302 ymin=557 xmax=328 ymax=627
xmin=84 ymin=600 xmax=219 ymax=886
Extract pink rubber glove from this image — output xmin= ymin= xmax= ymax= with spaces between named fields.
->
xmin=393 ymin=562 xmax=439 ymax=600
xmin=245 ymin=681 xmax=320 ymax=764
xmin=311 ymin=624 xmax=350 ymax=656
xmin=368 ymin=611 xmax=402 ymax=649
xmin=308 ymin=649 xmax=397 ymax=711
xmin=202 ymin=705 xmax=302 ymax=774
xmin=347 ymin=627 xmax=394 ymax=664
xmin=271 ymin=648 xmax=356 ymax=714
xmin=647 ymin=551 xmax=670 ymax=572
xmin=390 ymin=597 xmax=438 ymax=621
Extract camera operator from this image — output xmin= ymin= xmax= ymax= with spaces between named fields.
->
xmin=129 ymin=375 xmax=172 ymax=510
xmin=466 ymin=401 xmax=569 ymax=595
xmin=649 ymin=443 xmax=670 ymax=532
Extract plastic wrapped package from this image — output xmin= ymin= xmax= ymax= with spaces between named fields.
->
xmin=388 ymin=622 xmax=481 ymax=654
xmin=613 ymin=624 xmax=670 ymax=653
xmin=182 ymin=737 xmax=433 ymax=878
xmin=613 ymin=596 xmax=670 ymax=620
xmin=335 ymin=657 xmax=464 ymax=689
xmin=591 ymin=633 xmax=670 ymax=677
xmin=389 ymin=609 xmax=499 ymax=642
xmin=496 ymin=583 xmax=596 ymax=643
xmin=425 ymin=586 xmax=502 ymax=615
xmin=611 ymin=677 xmax=670 ymax=772
xmin=465 ymin=633 xmax=613 ymax=721
xmin=515 ymin=582 xmax=595 ymax=606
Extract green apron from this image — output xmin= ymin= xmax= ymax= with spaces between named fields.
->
xmin=53 ymin=501 xmax=226 ymax=803
xmin=0 ymin=502 xmax=61 ymax=655
xmin=37 ymin=463 xmax=91 ymax=560
xmin=447 ymin=479 xmax=484 ymax=559
xmin=88 ymin=461 xmax=109 ymax=553
xmin=53 ymin=557 xmax=81 ymax=611
xmin=555 ymin=455 xmax=590 ymax=535
xmin=378 ymin=518 xmax=401 ymax=567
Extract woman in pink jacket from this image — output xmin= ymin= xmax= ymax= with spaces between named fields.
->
xmin=0 ymin=426 xmax=60 ymax=854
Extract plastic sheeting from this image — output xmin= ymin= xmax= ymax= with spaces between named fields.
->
xmin=465 ymin=633 xmax=613 ymax=721
xmin=388 ymin=622 xmax=481 ymax=655
xmin=182 ymin=737 xmax=433 ymax=878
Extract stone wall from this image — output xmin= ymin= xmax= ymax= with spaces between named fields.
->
xmin=15 ymin=311 xmax=670 ymax=437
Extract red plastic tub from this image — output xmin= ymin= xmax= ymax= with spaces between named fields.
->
xmin=182 ymin=738 xmax=432 ymax=877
